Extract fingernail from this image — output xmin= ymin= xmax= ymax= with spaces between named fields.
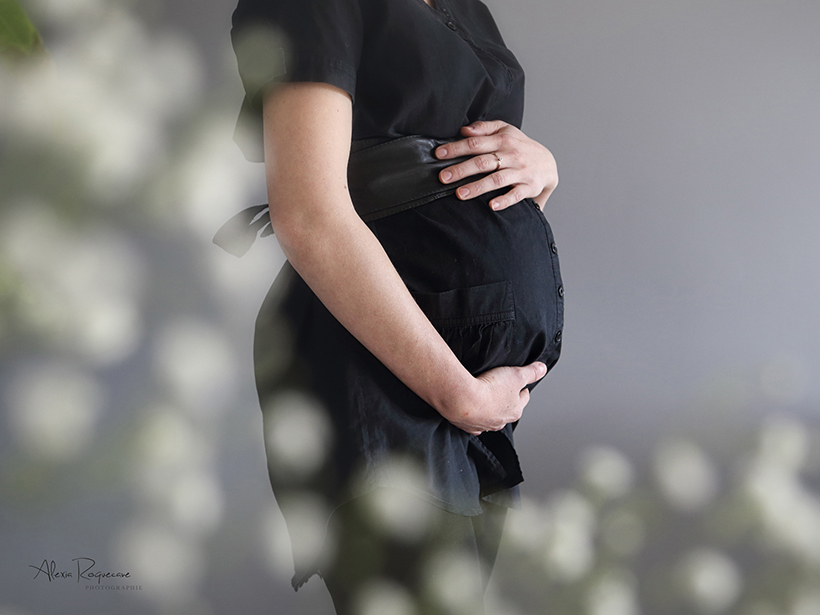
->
xmin=441 ymin=170 xmax=452 ymax=182
xmin=437 ymin=147 xmax=447 ymax=158
xmin=537 ymin=362 xmax=547 ymax=376
xmin=457 ymin=187 xmax=469 ymax=198
xmin=490 ymin=201 xmax=500 ymax=210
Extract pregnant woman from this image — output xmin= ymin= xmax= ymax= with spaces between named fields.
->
xmin=220 ymin=0 xmax=564 ymax=612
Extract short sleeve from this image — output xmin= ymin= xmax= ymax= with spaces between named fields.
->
xmin=231 ymin=0 xmax=363 ymax=161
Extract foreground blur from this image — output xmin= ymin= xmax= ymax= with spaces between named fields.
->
xmin=2 ymin=2 xmax=819 ymax=615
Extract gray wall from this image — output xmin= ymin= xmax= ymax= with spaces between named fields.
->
xmin=497 ymin=0 xmax=820 ymax=486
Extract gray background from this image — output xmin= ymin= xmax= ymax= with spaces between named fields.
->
xmin=2 ymin=0 xmax=819 ymax=613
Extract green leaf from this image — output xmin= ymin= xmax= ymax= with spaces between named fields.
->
xmin=0 ymin=0 xmax=45 ymax=58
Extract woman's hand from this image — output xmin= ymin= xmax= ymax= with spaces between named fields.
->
xmin=436 ymin=120 xmax=558 ymax=211
xmin=263 ymin=83 xmax=544 ymax=438
xmin=440 ymin=361 xmax=547 ymax=435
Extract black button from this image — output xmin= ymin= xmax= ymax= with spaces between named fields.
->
xmin=554 ymin=330 xmax=562 ymax=343
xmin=447 ymin=21 xmax=457 ymax=30
xmin=550 ymin=242 xmax=558 ymax=254
xmin=558 ymin=285 xmax=564 ymax=298
xmin=442 ymin=8 xmax=450 ymax=15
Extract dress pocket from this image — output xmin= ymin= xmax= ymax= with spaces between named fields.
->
xmin=410 ymin=280 xmax=516 ymax=375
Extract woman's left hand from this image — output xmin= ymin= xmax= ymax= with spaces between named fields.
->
xmin=435 ymin=120 xmax=558 ymax=211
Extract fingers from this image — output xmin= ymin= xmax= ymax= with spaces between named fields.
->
xmin=435 ymin=122 xmax=556 ymax=212
xmin=435 ymin=124 xmax=537 ymax=208
xmin=437 ymin=148 xmax=522 ymax=202
xmin=454 ymin=178 xmax=528 ymax=211
xmin=439 ymin=152 xmax=502 ymax=184
xmin=487 ymin=187 xmax=529 ymax=211
xmin=448 ymin=361 xmax=547 ymax=435
xmin=435 ymin=131 xmax=506 ymax=160
xmin=460 ymin=120 xmax=509 ymax=136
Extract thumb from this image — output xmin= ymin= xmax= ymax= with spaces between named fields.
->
xmin=520 ymin=361 xmax=547 ymax=386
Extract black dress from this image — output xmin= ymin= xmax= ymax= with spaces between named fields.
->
xmin=231 ymin=0 xmax=564 ymax=589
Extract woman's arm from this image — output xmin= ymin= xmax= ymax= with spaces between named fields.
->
xmin=436 ymin=120 xmax=559 ymax=210
xmin=263 ymin=82 xmax=546 ymax=436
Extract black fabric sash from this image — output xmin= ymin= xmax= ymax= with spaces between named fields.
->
xmin=212 ymin=135 xmax=478 ymax=257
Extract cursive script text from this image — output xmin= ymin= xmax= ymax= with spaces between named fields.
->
xmin=29 ymin=558 xmax=132 ymax=584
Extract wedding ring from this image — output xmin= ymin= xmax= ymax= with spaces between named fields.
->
xmin=492 ymin=152 xmax=502 ymax=170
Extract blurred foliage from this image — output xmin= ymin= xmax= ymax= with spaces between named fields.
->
xmin=494 ymin=418 xmax=820 ymax=615
xmin=0 ymin=2 xmax=245 ymax=608
xmin=0 ymin=0 xmax=44 ymax=59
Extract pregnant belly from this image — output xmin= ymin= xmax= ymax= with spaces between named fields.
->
xmin=368 ymin=194 xmax=564 ymax=375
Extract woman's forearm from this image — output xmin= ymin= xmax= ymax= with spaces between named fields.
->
xmin=263 ymin=82 xmax=543 ymax=435
xmin=276 ymin=200 xmax=480 ymax=418
xmin=263 ymin=83 xmax=479 ymax=422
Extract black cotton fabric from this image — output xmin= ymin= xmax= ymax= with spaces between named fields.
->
xmin=231 ymin=0 xmax=525 ymax=160
xmin=232 ymin=0 xmax=564 ymax=589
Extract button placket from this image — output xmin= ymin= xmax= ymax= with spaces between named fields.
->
xmin=433 ymin=1 xmax=459 ymax=34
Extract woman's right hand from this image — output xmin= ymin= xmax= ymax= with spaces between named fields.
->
xmin=441 ymin=361 xmax=547 ymax=436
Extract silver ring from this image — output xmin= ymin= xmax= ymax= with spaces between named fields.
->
xmin=492 ymin=152 xmax=502 ymax=170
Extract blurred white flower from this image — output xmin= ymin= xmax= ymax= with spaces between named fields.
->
xmin=277 ymin=493 xmax=331 ymax=569
xmin=5 ymin=362 xmax=103 ymax=461
xmin=791 ymin=588 xmax=820 ymax=615
xmin=376 ymin=456 xmax=428 ymax=493
xmin=354 ymin=457 xmax=434 ymax=541
xmin=206 ymin=230 xmax=284 ymax=303
xmin=134 ymin=409 xmax=208 ymax=476
xmin=1 ymin=204 xmax=146 ymax=365
xmin=355 ymin=580 xmax=417 ymax=615
xmin=26 ymin=0 xmax=105 ymax=25
xmin=259 ymin=505 xmax=294 ymax=578
xmin=130 ymin=408 xmax=222 ymax=535
xmin=504 ymin=496 xmax=552 ymax=553
xmin=677 ymin=548 xmax=742 ymax=614
xmin=758 ymin=415 xmax=809 ymax=472
xmin=587 ymin=569 xmax=640 ymax=615
xmin=745 ymin=438 xmax=820 ymax=564
xmin=8 ymin=5 xmax=201 ymax=196
xmin=263 ymin=391 xmax=332 ymax=480
xmin=115 ymin=521 xmax=203 ymax=600
xmin=153 ymin=318 xmax=237 ymax=413
xmin=424 ymin=549 xmax=483 ymax=613
xmin=654 ymin=439 xmax=718 ymax=512
xmin=579 ymin=446 xmax=635 ymax=499
xmin=366 ymin=487 xmax=433 ymax=542
xmin=174 ymin=117 xmax=261 ymax=241
xmin=167 ymin=469 xmax=224 ymax=536
xmin=544 ymin=490 xmax=596 ymax=582
xmin=231 ymin=23 xmax=289 ymax=97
